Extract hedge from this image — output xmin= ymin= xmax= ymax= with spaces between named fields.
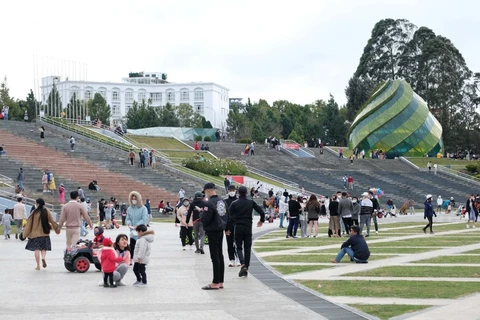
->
xmin=182 ymin=156 xmax=247 ymax=176
xmin=237 ymin=138 xmax=252 ymax=144
xmin=203 ymin=136 xmax=211 ymax=141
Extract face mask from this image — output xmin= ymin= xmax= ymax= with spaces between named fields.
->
xmin=228 ymin=191 xmax=236 ymax=197
xmin=183 ymin=202 xmax=189 ymax=207
xmin=352 ymin=200 xmax=357 ymax=203
xmin=132 ymin=200 xmax=137 ymax=205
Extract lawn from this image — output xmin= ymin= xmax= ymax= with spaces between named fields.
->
xmin=151 ymin=217 xmax=176 ymax=223
xmin=254 ymin=237 xmax=349 ymax=247
xmin=262 ymin=254 xmax=395 ymax=263
xmin=253 ymin=246 xmax=300 ymax=253
xmin=272 ymin=265 xmax=334 ymax=275
xmin=406 ymin=157 xmax=474 ymax=171
xmin=298 ymin=280 xmax=480 ymax=299
xmin=0 ymin=225 xmax=17 ymax=235
xmin=413 ymin=255 xmax=480 ymax=264
xmin=328 ymin=146 xmax=354 ymax=158
xmin=345 ymin=266 xmax=480 ymax=278
xmin=378 ymin=237 xmax=480 ymax=247
xmin=128 ymin=136 xmax=190 ymax=150
xmin=463 ymin=248 xmax=480 ymax=254
xmin=245 ymin=172 xmax=290 ymax=189
xmin=349 ymin=304 xmax=430 ymax=320
xmin=163 ymin=150 xmax=215 ymax=161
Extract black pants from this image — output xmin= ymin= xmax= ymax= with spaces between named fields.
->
xmin=234 ymin=225 xmax=252 ymax=268
xmin=352 ymin=217 xmax=359 ymax=226
xmin=206 ymin=230 xmax=224 ymax=284
xmin=130 ymin=238 xmax=137 ymax=260
xmin=133 ymin=262 xmax=147 ymax=284
xmin=104 ymin=272 xmax=113 ymax=285
xmin=423 ymin=216 xmax=433 ymax=232
xmin=180 ymin=226 xmax=194 ymax=246
xmin=130 ymin=158 xmax=134 ymax=165
xmin=226 ymin=232 xmax=237 ymax=261
xmin=121 ymin=215 xmax=126 ymax=225
xmin=342 ymin=217 xmax=353 ymax=234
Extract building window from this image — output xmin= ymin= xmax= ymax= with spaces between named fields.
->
xmin=138 ymin=91 xmax=146 ymax=101
xmin=84 ymin=90 xmax=92 ymax=100
xmin=194 ymin=89 xmax=204 ymax=101
xmin=125 ymin=91 xmax=133 ymax=101
xmin=112 ymin=104 xmax=120 ymax=115
xmin=98 ymin=90 xmax=106 ymax=99
xmin=150 ymin=93 xmax=162 ymax=101
xmin=180 ymin=90 xmax=189 ymax=101
xmin=195 ymin=103 xmax=204 ymax=113
xmin=70 ymin=90 xmax=79 ymax=100
xmin=125 ymin=104 xmax=133 ymax=114
xmin=112 ymin=90 xmax=120 ymax=101
xmin=167 ymin=91 xmax=175 ymax=102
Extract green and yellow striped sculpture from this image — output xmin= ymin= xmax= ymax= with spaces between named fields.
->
xmin=348 ymin=79 xmax=443 ymax=158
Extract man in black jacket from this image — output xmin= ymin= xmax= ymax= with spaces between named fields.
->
xmin=199 ymin=183 xmax=227 ymax=290
xmin=226 ymin=186 xmax=265 ymax=277
xmin=186 ymin=191 xmax=206 ymax=254
xmin=331 ymin=225 xmax=370 ymax=263
xmin=224 ymin=184 xmax=238 ymax=267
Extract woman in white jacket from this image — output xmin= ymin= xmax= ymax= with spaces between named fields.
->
xmin=279 ymin=195 xmax=288 ymax=228
xmin=177 ymin=199 xmax=194 ymax=250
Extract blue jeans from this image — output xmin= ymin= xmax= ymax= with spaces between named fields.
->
xmin=286 ymin=217 xmax=298 ymax=237
xmin=80 ymin=220 xmax=87 ymax=236
xmin=279 ymin=212 xmax=285 ymax=228
xmin=18 ymin=180 xmax=24 ymax=190
xmin=4 ymin=113 xmax=8 ymax=120
xmin=335 ymin=247 xmax=354 ymax=262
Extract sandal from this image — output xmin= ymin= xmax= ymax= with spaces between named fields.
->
xmin=42 ymin=259 xmax=47 ymax=268
xmin=201 ymin=284 xmax=219 ymax=290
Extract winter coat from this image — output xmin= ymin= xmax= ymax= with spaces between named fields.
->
xmin=424 ymin=200 xmax=436 ymax=218
xmin=101 ymin=247 xmax=124 ymax=273
xmin=133 ymin=230 xmax=155 ymax=264
xmin=305 ymin=202 xmax=320 ymax=220
xmin=126 ymin=191 xmax=149 ymax=239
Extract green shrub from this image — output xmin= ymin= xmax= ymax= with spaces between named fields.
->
xmin=203 ymin=136 xmax=211 ymax=141
xmin=195 ymin=135 xmax=202 ymax=141
xmin=465 ymin=164 xmax=478 ymax=174
xmin=237 ymin=138 xmax=252 ymax=144
xmin=182 ymin=156 xmax=247 ymax=176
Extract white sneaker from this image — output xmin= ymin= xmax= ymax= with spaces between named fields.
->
xmin=473 ymin=225 xmax=476 ymax=229
xmin=132 ymin=281 xmax=141 ymax=286
xmin=135 ymin=282 xmax=147 ymax=287
xmin=98 ymin=280 xmax=105 ymax=286
xmin=467 ymin=224 xmax=470 ymax=229
xmin=375 ymin=231 xmax=378 ymax=234
xmin=229 ymin=260 xmax=235 ymax=267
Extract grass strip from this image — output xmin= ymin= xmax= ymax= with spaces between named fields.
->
xmin=128 ymin=136 xmax=190 ymax=150
xmin=263 ymin=254 xmax=395 ymax=263
xmin=253 ymin=246 xmax=300 ymax=252
xmin=304 ymin=247 xmax=434 ymax=254
xmin=272 ymin=265 xmax=334 ymax=275
xmin=298 ymin=280 xmax=480 ymax=299
xmin=245 ymin=172 xmax=290 ymax=189
xmin=378 ymin=237 xmax=480 ymax=247
xmin=346 ymin=266 xmax=480 ymax=278
xmin=349 ymin=304 xmax=430 ymax=320
xmin=463 ymin=248 xmax=480 ymax=254
xmin=413 ymin=255 xmax=480 ymax=264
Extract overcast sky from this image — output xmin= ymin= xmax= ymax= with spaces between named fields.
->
xmin=1 ymin=0 xmax=478 ymax=106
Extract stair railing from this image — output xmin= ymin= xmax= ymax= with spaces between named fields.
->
xmin=0 ymin=189 xmax=55 ymax=214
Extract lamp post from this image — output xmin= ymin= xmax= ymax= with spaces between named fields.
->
xmin=204 ymin=106 xmax=216 ymax=128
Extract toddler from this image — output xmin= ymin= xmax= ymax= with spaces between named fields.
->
xmin=133 ymin=224 xmax=155 ymax=287
xmin=1 ymin=211 xmax=13 ymax=239
xmin=100 ymin=238 xmax=124 ymax=287
xmin=93 ymin=226 xmax=105 ymax=246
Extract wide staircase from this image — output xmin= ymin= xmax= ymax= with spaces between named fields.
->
xmin=0 ymin=121 xmax=205 ymax=210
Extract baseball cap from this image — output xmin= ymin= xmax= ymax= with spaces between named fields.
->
xmin=194 ymin=191 xmax=203 ymax=198
xmin=426 ymin=194 xmax=432 ymax=200
xmin=228 ymin=184 xmax=236 ymax=191
xmin=103 ymin=238 xmax=112 ymax=246
xmin=203 ymin=182 xmax=215 ymax=192
xmin=361 ymin=192 xmax=369 ymax=197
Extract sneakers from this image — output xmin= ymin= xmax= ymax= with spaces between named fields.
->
xmin=228 ymin=260 xmax=235 ymax=267
xmin=135 ymin=282 xmax=147 ymax=287
xmin=375 ymin=231 xmax=378 ymax=234
xmin=423 ymin=229 xmax=426 ymax=234
xmin=103 ymin=284 xmax=110 ymax=288
xmin=132 ymin=281 xmax=141 ymax=286
xmin=195 ymin=249 xmax=201 ymax=254
xmin=200 ymin=249 xmax=205 ymax=254
xmin=467 ymin=224 xmax=470 ymax=229
xmin=238 ymin=266 xmax=248 ymax=277
xmin=473 ymin=225 xmax=476 ymax=229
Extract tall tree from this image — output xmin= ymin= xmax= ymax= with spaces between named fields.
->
xmin=65 ymin=93 xmax=85 ymax=119
xmin=45 ymin=83 xmax=62 ymax=117
xmin=176 ymin=103 xmax=195 ymax=127
xmin=0 ymin=77 xmax=21 ymax=120
xmin=226 ymin=105 xmax=247 ymax=140
xmin=158 ymin=103 xmax=180 ymax=127
xmin=17 ymin=90 xmax=38 ymax=122
xmin=87 ymin=93 xmax=111 ymax=124
xmin=345 ymin=76 xmax=375 ymax=121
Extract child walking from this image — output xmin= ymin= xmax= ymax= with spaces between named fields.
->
xmin=100 ymin=238 xmax=124 ymax=287
xmin=1 ymin=211 xmax=13 ymax=239
xmin=133 ymin=224 xmax=155 ymax=287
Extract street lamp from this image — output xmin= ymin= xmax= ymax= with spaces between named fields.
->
xmin=204 ymin=106 xmax=216 ymax=128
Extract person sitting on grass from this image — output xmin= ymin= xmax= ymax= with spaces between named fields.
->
xmin=331 ymin=225 xmax=370 ymax=263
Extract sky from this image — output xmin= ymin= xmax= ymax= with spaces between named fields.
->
xmin=0 ymin=0 xmax=479 ymax=106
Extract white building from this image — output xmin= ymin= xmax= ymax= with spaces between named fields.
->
xmin=40 ymin=72 xmax=229 ymax=129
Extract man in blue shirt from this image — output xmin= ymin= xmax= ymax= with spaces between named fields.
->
xmin=331 ymin=225 xmax=370 ymax=263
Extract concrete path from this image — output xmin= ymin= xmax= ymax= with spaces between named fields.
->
xmin=0 ymin=219 xmax=327 ymax=320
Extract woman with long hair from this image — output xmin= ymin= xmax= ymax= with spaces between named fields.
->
xmin=305 ymin=194 xmax=320 ymax=237
xmin=111 ymin=234 xmax=131 ymax=286
xmin=22 ymin=198 xmax=59 ymax=270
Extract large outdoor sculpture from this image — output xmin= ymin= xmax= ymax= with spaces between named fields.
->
xmin=348 ymin=79 xmax=443 ymax=158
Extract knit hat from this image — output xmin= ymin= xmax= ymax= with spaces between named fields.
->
xmin=103 ymin=238 xmax=113 ymax=246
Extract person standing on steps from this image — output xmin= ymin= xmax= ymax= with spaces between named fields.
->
xmin=17 ymin=168 xmax=25 ymax=191
xmin=40 ymin=126 xmax=45 ymax=142
xmin=57 ymin=191 xmax=93 ymax=248
xmin=178 ymin=187 xmax=185 ymax=203
xmin=224 ymin=184 xmax=238 ymax=267
xmin=199 ymin=183 xmax=227 ymax=290
xmin=128 ymin=150 xmax=135 ymax=166
xmin=69 ymin=136 xmax=75 ymax=152
xmin=427 ymin=161 xmax=432 ymax=173
xmin=433 ymin=163 xmax=438 ymax=174
xmin=186 ymin=191 xmax=206 ymax=254
xmin=13 ymin=197 xmax=27 ymax=239
xmin=77 ymin=186 xmax=85 ymax=200
xmin=223 ymin=177 xmax=230 ymax=194
xmin=227 ymin=186 xmax=265 ymax=278
xmin=423 ymin=195 xmax=437 ymax=234
xmin=126 ymin=191 xmax=149 ymax=261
